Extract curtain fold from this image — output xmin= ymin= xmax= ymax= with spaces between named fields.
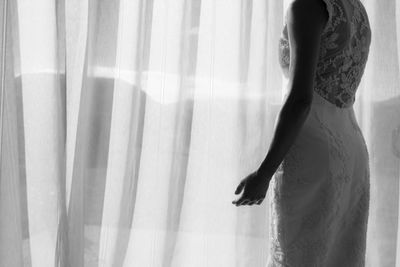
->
xmin=0 ymin=0 xmax=399 ymax=266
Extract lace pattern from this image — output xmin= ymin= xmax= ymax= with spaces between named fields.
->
xmin=278 ymin=0 xmax=372 ymax=108
xmin=269 ymin=108 xmax=370 ymax=266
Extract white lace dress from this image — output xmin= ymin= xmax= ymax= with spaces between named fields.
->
xmin=267 ymin=0 xmax=371 ymax=266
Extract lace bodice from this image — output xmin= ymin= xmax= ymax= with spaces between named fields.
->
xmin=278 ymin=0 xmax=371 ymax=108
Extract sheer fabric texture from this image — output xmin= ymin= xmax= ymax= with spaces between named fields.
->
xmin=0 ymin=0 xmax=399 ymax=266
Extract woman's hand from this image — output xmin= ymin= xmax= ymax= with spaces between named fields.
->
xmin=232 ymin=170 xmax=272 ymax=207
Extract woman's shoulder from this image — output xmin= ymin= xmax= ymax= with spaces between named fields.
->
xmin=286 ymin=0 xmax=329 ymax=21
xmin=285 ymin=0 xmax=329 ymax=33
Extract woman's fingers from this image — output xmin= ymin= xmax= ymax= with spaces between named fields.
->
xmin=249 ymin=199 xmax=263 ymax=205
xmin=232 ymin=197 xmax=243 ymax=205
xmin=234 ymin=197 xmax=248 ymax=206
xmin=233 ymin=198 xmax=257 ymax=206
xmin=241 ymin=200 xmax=251 ymax=205
xmin=235 ymin=181 xmax=246 ymax=195
xmin=233 ymin=197 xmax=265 ymax=206
xmin=235 ymin=198 xmax=247 ymax=206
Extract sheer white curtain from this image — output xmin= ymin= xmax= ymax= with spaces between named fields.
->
xmin=0 ymin=0 xmax=399 ymax=266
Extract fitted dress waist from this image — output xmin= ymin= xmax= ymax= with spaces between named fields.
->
xmin=309 ymin=90 xmax=360 ymax=131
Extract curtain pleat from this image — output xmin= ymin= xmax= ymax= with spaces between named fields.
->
xmin=0 ymin=0 xmax=400 ymax=266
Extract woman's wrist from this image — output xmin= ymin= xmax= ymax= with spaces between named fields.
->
xmin=256 ymin=165 xmax=274 ymax=181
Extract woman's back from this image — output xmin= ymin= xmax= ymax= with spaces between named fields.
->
xmin=279 ymin=0 xmax=371 ymax=108
xmin=268 ymin=0 xmax=371 ymax=265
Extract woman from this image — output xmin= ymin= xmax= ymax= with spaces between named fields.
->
xmin=232 ymin=0 xmax=371 ymax=265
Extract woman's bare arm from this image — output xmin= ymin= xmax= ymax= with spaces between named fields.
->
xmin=257 ymin=0 xmax=328 ymax=178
